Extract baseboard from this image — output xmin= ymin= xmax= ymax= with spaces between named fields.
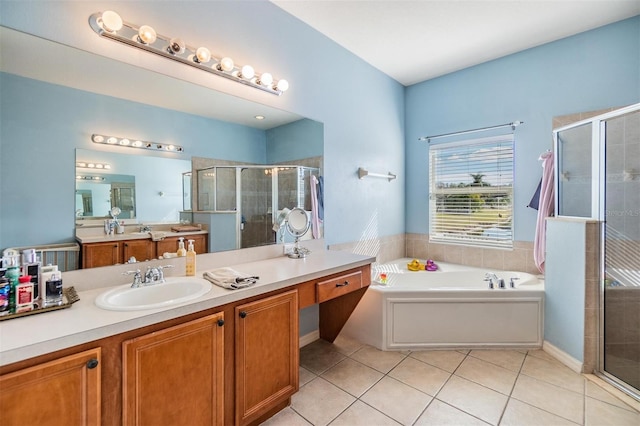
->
xmin=543 ymin=340 xmax=583 ymax=373
xmin=299 ymin=330 xmax=320 ymax=348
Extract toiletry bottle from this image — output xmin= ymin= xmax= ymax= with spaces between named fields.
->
xmin=15 ymin=275 xmax=34 ymax=313
xmin=0 ymin=277 xmax=10 ymax=316
xmin=185 ymin=239 xmax=196 ymax=276
xmin=44 ymin=272 xmax=63 ymax=307
xmin=4 ymin=256 xmax=20 ymax=313
xmin=177 ymin=237 xmax=187 ymax=257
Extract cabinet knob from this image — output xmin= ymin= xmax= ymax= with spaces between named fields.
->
xmin=336 ymin=281 xmax=349 ymax=287
xmin=239 ymin=311 xmax=247 ymax=319
xmin=217 ymin=318 xmax=225 ymax=327
xmin=86 ymin=358 xmax=99 ymax=369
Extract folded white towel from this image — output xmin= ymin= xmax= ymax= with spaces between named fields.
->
xmin=203 ymin=267 xmax=259 ymax=290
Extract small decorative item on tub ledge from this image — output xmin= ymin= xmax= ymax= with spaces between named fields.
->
xmin=358 ymin=167 xmax=396 ymax=182
xmin=407 ymin=259 xmax=438 ymax=271
xmin=0 ymin=287 xmax=80 ymax=321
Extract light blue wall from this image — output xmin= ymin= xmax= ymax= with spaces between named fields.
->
xmin=545 ymin=219 xmax=587 ymax=361
xmin=266 ymin=119 xmax=324 ymax=164
xmin=0 ymin=1 xmax=406 ymax=251
xmin=0 ymin=72 xmax=267 ymax=248
xmin=405 ymin=16 xmax=640 ymax=242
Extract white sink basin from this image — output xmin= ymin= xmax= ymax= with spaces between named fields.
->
xmin=95 ymin=277 xmax=212 ymax=311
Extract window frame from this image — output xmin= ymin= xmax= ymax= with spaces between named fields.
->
xmin=428 ymin=135 xmax=515 ymax=249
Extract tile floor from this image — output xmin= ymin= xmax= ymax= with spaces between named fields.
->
xmin=262 ymin=336 xmax=640 ymax=426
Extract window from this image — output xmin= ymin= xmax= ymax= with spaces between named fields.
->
xmin=429 ymin=135 xmax=514 ymax=248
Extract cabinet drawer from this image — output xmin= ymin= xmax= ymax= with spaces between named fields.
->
xmin=317 ymin=271 xmax=363 ymax=303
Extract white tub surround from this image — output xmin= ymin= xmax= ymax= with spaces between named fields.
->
xmin=341 ymin=258 xmax=545 ymax=350
xmin=0 ymin=241 xmax=374 ymax=366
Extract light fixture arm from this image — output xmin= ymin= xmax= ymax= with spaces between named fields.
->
xmin=89 ymin=12 xmax=288 ymax=96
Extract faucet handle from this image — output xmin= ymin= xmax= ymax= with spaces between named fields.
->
xmin=123 ymin=269 xmax=142 ymax=287
xmin=509 ymin=277 xmax=520 ymax=288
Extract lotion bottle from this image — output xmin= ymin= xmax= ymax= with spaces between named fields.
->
xmin=185 ymin=240 xmax=196 ymax=276
xmin=176 ymin=237 xmax=187 ymax=257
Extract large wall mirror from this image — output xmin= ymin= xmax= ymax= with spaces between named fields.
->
xmin=0 ymin=26 xmax=323 ymax=262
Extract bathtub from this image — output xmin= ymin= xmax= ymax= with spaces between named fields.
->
xmin=341 ymin=258 xmax=545 ymax=350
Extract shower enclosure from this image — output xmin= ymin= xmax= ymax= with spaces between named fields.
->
xmin=196 ymin=165 xmax=320 ymax=250
xmin=554 ymin=103 xmax=640 ymax=400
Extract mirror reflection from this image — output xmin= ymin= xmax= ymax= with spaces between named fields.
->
xmin=0 ymin=27 xmax=324 ymax=267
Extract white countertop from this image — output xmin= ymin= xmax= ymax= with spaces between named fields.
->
xmin=0 ymin=248 xmax=374 ymax=366
xmin=75 ymin=230 xmax=208 ymax=244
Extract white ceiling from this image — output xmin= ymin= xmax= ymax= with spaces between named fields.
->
xmin=272 ymin=0 xmax=640 ymax=86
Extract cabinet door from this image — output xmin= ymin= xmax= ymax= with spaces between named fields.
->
xmin=0 ymin=348 xmax=101 ymax=425
xmin=123 ymin=239 xmax=155 ymax=262
xmin=155 ymin=236 xmax=181 ymax=255
xmin=122 ymin=313 xmax=225 ymax=426
xmin=235 ymin=290 xmax=298 ymax=426
xmin=83 ymin=241 xmax=121 ymax=268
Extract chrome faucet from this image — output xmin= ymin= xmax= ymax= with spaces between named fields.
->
xmin=484 ymin=272 xmax=500 ymax=289
xmin=139 ymin=225 xmax=152 ymax=233
xmin=123 ymin=265 xmax=173 ymax=288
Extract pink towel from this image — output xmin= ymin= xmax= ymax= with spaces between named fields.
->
xmin=534 ymin=151 xmax=555 ymax=273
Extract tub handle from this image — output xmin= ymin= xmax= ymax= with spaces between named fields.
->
xmin=336 ymin=281 xmax=350 ymax=287
xmin=509 ymin=277 xmax=520 ymax=288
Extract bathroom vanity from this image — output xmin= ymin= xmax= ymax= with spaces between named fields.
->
xmin=0 ymin=245 xmax=373 ymax=425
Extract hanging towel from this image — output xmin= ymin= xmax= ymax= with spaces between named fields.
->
xmin=310 ymin=175 xmax=322 ymax=238
xmin=317 ymin=176 xmax=324 ymax=220
xmin=534 ymin=151 xmax=555 ymax=273
xmin=203 ymin=267 xmax=259 ymax=290
xmin=527 ymin=179 xmax=542 ymax=210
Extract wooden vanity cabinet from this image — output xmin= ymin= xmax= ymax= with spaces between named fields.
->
xmin=122 ymin=313 xmax=225 ymax=426
xmin=123 ymin=239 xmax=156 ymax=263
xmin=82 ymin=240 xmax=122 ymax=268
xmin=156 ymin=234 xmax=207 ymax=255
xmin=235 ymin=290 xmax=299 ymax=426
xmin=0 ymin=348 xmax=101 ymax=425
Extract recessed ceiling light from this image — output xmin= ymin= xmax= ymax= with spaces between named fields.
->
xmin=255 ymin=115 xmax=265 ymax=120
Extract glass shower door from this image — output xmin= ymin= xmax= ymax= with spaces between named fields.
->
xmin=239 ymin=167 xmax=274 ymax=248
xmin=602 ymin=109 xmax=640 ymax=395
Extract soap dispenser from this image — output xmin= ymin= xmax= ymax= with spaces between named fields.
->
xmin=185 ymin=239 xmax=196 ymax=276
xmin=176 ymin=237 xmax=187 ymax=257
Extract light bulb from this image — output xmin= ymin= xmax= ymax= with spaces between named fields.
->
xmin=76 ymin=175 xmax=82 ymax=180
xmin=132 ymin=140 xmax=143 ymax=147
xmin=195 ymin=47 xmax=211 ymax=63
xmin=106 ymin=137 xmax=118 ymax=144
xmin=104 ymin=164 xmax=112 ymax=169
xmin=92 ymin=134 xmax=104 ymax=143
xmin=77 ymin=162 xmax=86 ymax=168
xmin=240 ymin=65 xmax=255 ymax=80
xmin=119 ymin=138 xmax=130 ymax=146
xmin=259 ymin=73 xmax=273 ymax=87
xmin=87 ymin=163 xmax=96 ymax=168
xmin=167 ymin=38 xmax=185 ymax=54
xmin=100 ymin=11 xmax=123 ymax=33
xmin=167 ymin=145 xmax=175 ymax=151
xmin=138 ymin=25 xmax=157 ymax=44
xmin=95 ymin=164 xmax=104 ymax=169
xmin=219 ymin=57 xmax=234 ymax=72
xmin=276 ymin=79 xmax=289 ymax=92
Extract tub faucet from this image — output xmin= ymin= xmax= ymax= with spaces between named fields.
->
xmin=484 ymin=272 xmax=499 ymax=289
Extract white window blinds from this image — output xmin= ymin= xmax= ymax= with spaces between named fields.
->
xmin=429 ymin=135 xmax=514 ymax=248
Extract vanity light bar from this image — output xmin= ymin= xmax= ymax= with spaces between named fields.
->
xmin=76 ymin=162 xmax=111 ymax=170
xmin=89 ymin=11 xmax=289 ymax=96
xmin=76 ymin=175 xmax=105 ymax=181
xmin=91 ymin=134 xmax=184 ymax=153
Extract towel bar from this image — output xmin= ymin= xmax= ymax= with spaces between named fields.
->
xmin=358 ymin=167 xmax=396 ymax=182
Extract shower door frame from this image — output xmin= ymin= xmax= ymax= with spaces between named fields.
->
xmin=554 ymin=102 xmax=640 ymax=401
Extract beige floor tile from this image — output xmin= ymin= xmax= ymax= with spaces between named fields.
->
xmin=521 ymin=355 xmax=585 ymax=394
xmin=261 ymin=407 xmax=312 ymax=425
xmin=469 ymin=349 xmax=526 ymax=372
xmin=585 ymin=380 xmax=638 ymax=412
xmin=388 ymin=356 xmax=451 ymax=396
xmin=410 ymin=350 xmax=466 ymax=373
xmin=300 ymin=342 xmax=346 ymax=375
xmin=361 ymin=376 xmax=432 ymax=425
xmin=350 ymin=345 xmax=407 ymax=374
xmin=585 ymin=396 xmax=640 ymax=425
xmin=291 ymin=378 xmax=355 ymax=426
xmin=321 ymin=358 xmax=383 ymax=397
xmin=527 ymin=348 xmax=562 ymax=363
xmin=415 ymin=399 xmax=489 ymax=425
xmin=330 ymin=400 xmax=401 ymax=426
xmin=499 ymin=398 xmax=578 ymax=426
xmin=332 ymin=334 xmax=365 ymax=356
xmin=455 ymin=356 xmax=518 ymax=395
xmin=511 ymin=375 xmax=584 ymax=424
xmin=437 ymin=375 xmax=508 ymax=425
xmin=299 ymin=366 xmax=316 ymax=387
